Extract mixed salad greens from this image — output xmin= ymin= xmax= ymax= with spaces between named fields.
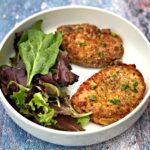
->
xmin=0 ymin=21 xmax=91 ymax=131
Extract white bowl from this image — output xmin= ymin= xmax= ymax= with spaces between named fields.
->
xmin=0 ymin=6 xmax=150 ymax=146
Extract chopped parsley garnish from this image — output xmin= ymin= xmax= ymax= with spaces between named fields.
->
xmin=111 ymin=74 xmax=117 ymax=78
xmin=120 ymin=44 xmax=123 ymax=49
xmin=90 ymin=95 xmax=97 ymax=101
xmin=121 ymin=84 xmax=129 ymax=90
xmin=99 ymin=64 xmax=105 ymax=68
xmin=99 ymin=78 xmax=104 ymax=82
xmin=101 ymin=43 xmax=106 ymax=48
xmin=131 ymin=81 xmax=139 ymax=93
xmin=98 ymin=32 xmax=101 ymax=36
xmin=79 ymin=42 xmax=87 ymax=46
xmin=133 ymin=81 xmax=138 ymax=87
xmin=115 ymin=46 xmax=119 ymax=51
xmin=77 ymin=26 xmax=83 ymax=32
xmin=111 ymin=32 xmax=116 ymax=37
xmin=109 ymin=99 xmax=121 ymax=105
xmin=97 ymin=51 xmax=104 ymax=57
xmin=132 ymin=89 xmax=138 ymax=93
xmin=91 ymin=84 xmax=97 ymax=90
xmin=109 ymin=62 xmax=114 ymax=65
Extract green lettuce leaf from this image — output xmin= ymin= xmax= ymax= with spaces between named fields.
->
xmin=77 ymin=116 xmax=90 ymax=126
xmin=28 ymin=92 xmax=48 ymax=111
xmin=33 ymin=20 xmax=43 ymax=30
xmin=19 ymin=21 xmax=62 ymax=86
xmin=40 ymin=82 xmax=66 ymax=97
xmin=28 ymin=91 xmax=56 ymax=126
xmin=10 ymin=83 xmax=29 ymax=115
xmin=64 ymin=97 xmax=92 ymax=118
xmin=38 ymin=109 xmax=56 ymax=126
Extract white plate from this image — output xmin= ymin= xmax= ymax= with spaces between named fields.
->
xmin=0 ymin=6 xmax=150 ymax=146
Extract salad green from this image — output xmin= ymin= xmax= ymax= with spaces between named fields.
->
xmin=19 ymin=21 xmax=62 ymax=86
xmin=0 ymin=21 xmax=91 ymax=131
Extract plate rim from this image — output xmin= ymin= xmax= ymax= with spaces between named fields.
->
xmin=0 ymin=5 xmax=150 ymax=136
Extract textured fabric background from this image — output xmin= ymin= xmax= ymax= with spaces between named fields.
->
xmin=0 ymin=0 xmax=150 ymax=150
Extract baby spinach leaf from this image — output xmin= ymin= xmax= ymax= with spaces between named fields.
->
xmin=19 ymin=24 xmax=62 ymax=86
xmin=18 ymin=20 xmax=42 ymax=45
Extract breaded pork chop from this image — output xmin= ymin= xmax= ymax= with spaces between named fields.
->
xmin=57 ymin=24 xmax=124 ymax=68
xmin=71 ymin=64 xmax=146 ymax=125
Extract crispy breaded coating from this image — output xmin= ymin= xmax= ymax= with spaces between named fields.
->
xmin=57 ymin=24 xmax=124 ymax=68
xmin=71 ymin=64 xmax=146 ymax=125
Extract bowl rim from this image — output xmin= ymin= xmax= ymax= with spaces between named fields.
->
xmin=0 ymin=5 xmax=150 ymax=136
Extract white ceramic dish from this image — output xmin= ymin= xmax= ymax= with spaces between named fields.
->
xmin=0 ymin=6 xmax=150 ymax=146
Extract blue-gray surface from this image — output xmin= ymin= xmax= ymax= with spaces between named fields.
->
xmin=0 ymin=0 xmax=150 ymax=150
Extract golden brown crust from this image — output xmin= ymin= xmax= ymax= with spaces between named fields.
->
xmin=71 ymin=64 xmax=146 ymax=125
xmin=57 ymin=24 xmax=124 ymax=68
